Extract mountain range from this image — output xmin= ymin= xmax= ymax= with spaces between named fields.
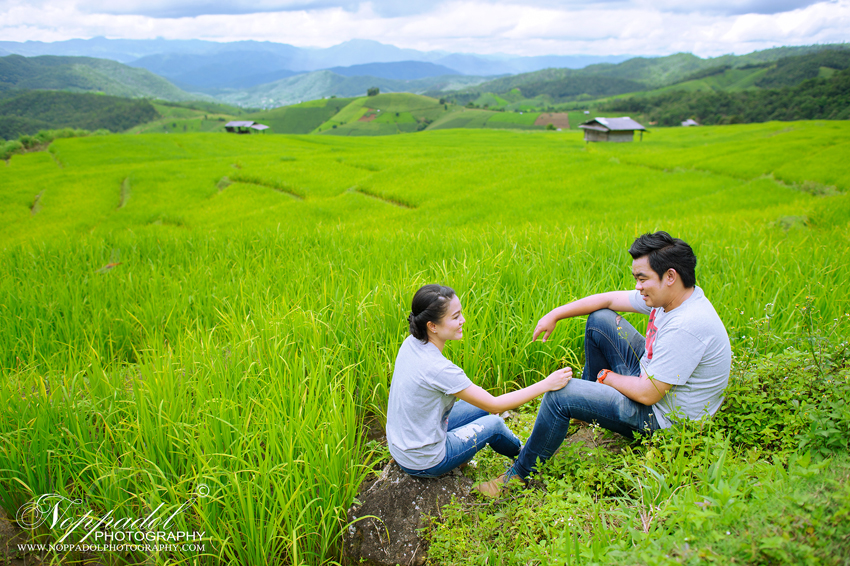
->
xmin=1 ymin=38 xmax=847 ymax=110
xmin=0 ymin=38 xmax=631 ymax=88
xmin=0 ymin=54 xmax=202 ymax=101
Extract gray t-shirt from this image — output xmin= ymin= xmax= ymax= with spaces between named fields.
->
xmin=628 ymin=287 xmax=731 ymax=428
xmin=386 ymin=335 xmax=474 ymax=470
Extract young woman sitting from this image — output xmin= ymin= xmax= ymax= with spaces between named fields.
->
xmin=385 ymin=284 xmax=571 ymax=480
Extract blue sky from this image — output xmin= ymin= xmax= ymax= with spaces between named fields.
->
xmin=1 ymin=0 xmax=847 ymax=57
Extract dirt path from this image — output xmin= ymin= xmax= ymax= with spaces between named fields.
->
xmin=534 ymin=113 xmax=570 ymax=129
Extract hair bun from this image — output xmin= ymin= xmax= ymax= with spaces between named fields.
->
xmin=407 ymin=284 xmax=456 ymax=343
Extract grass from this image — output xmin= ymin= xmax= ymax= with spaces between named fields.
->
xmin=244 ymin=98 xmax=357 ymax=134
xmin=312 ymin=93 xmax=448 ymax=135
xmin=0 ymin=121 xmax=849 ymax=565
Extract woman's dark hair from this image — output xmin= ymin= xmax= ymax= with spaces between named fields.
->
xmin=408 ymin=284 xmax=456 ymax=343
xmin=628 ymin=231 xmax=697 ymax=288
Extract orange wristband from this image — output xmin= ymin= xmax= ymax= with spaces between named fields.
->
xmin=597 ymin=369 xmax=612 ymax=384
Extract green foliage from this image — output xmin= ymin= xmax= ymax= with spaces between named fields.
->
xmin=154 ymin=99 xmax=255 ymax=116
xmin=312 ymin=93 xmax=445 ymax=135
xmin=1 ymin=127 xmax=105 ymax=160
xmin=367 ymin=86 xmax=380 ymax=96
xmin=245 ymin=97 xmax=356 ymax=134
xmin=436 ymin=45 xmax=849 ymax=118
xmin=599 ymin=67 xmax=850 ymax=126
xmin=485 ymin=111 xmax=540 ymax=126
xmin=756 ymin=48 xmax=850 ymax=89
xmin=0 ymin=139 xmax=22 ymax=160
xmin=0 ymin=54 xmax=200 ymax=101
xmin=428 ymin=368 xmax=850 ymax=564
xmin=429 ymin=418 xmax=850 ymax=565
xmin=516 ymin=75 xmax=646 ymax=101
xmin=0 ymin=90 xmax=159 ymax=139
xmin=677 ymin=64 xmax=733 ymax=83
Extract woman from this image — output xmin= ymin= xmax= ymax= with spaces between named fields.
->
xmin=386 ymin=284 xmax=572 ymax=479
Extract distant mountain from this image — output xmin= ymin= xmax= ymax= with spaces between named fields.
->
xmin=215 ymin=70 xmax=488 ymax=108
xmin=325 ymin=61 xmax=461 ymax=80
xmin=0 ymin=37 xmax=632 ymax=78
xmin=446 ymin=45 xmax=850 ymax=104
xmin=0 ymin=37 xmax=223 ymax=63
xmin=129 ymin=51 xmax=300 ymax=91
xmin=432 ymin=53 xmax=633 ymax=75
xmin=0 ymin=54 xmax=206 ymax=101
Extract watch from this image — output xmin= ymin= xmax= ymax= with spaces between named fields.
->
xmin=597 ymin=369 xmax=612 ymax=384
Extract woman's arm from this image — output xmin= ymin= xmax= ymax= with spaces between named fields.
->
xmin=454 ymin=368 xmax=572 ymax=414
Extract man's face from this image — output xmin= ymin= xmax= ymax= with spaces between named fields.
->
xmin=631 ymin=256 xmax=666 ymax=308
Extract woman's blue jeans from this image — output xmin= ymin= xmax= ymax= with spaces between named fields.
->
xmin=397 ymin=400 xmax=522 ymax=478
xmin=512 ymin=309 xmax=661 ymax=480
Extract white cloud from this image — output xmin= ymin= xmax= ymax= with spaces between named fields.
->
xmin=0 ymin=0 xmax=847 ymax=56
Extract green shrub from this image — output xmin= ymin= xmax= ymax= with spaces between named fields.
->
xmin=0 ymin=139 xmax=22 ymax=160
xmin=0 ymin=128 xmax=103 ymax=160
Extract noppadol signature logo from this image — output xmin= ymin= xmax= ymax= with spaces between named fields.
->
xmin=15 ymin=484 xmax=209 ymax=553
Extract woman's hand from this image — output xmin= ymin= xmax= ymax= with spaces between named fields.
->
xmin=457 ymin=367 xmax=573 ymax=413
xmin=532 ymin=312 xmax=558 ymax=342
xmin=542 ymin=367 xmax=572 ymax=391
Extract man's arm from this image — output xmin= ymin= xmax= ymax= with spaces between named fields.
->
xmin=602 ymin=372 xmax=672 ymax=405
xmin=533 ymin=291 xmax=639 ymax=342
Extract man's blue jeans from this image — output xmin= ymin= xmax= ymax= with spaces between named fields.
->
xmin=397 ymin=400 xmax=522 ymax=478
xmin=512 ymin=309 xmax=661 ymax=480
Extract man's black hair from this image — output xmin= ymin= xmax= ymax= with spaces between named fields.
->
xmin=628 ymin=231 xmax=697 ymax=288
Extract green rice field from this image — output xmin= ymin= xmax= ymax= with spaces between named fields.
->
xmin=1 ymin=121 xmax=849 ymax=565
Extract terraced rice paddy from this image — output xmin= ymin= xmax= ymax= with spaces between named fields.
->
xmin=0 ymin=121 xmax=848 ymax=564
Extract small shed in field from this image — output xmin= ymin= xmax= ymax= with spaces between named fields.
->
xmin=579 ymin=117 xmax=646 ymax=142
xmin=681 ymin=118 xmax=699 ymax=127
xmin=225 ymin=121 xmax=269 ymax=134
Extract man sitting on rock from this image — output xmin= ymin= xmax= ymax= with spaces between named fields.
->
xmin=476 ymin=231 xmax=732 ymax=496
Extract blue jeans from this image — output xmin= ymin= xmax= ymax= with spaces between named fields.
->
xmin=397 ymin=400 xmax=522 ymax=478
xmin=512 ymin=309 xmax=660 ymax=480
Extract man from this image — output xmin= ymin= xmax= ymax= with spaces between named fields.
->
xmin=476 ymin=231 xmax=731 ymax=496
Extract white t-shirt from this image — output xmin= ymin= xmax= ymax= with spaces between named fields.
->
xmin=628 ymin=286 xmax=732 ymax=428
xmin=386 ymin=335 xmax=473 ymax=470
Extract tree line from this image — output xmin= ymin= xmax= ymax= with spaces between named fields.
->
xmin=0 ymin=90 xmax=159 ymax=140
xmin=600 ymin=67 xmax=850 ymax=126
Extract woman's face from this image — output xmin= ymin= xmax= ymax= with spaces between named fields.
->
xmin=429 ymin=295 xmax=465 ymax=343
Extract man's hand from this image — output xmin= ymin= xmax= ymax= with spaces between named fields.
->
xmin=542 ymin=367 xmax=572 ymax=391
xmin=532 ymin=292 xmax=639 ymax=343
xmin=533 ymin=313 xmax=558 ymax=342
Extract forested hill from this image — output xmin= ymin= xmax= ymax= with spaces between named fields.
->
xmin=0 ymin=54 xmax=201 ymax=101
xmin=439 ymin=45 xmax=850 ymax=106
xmin=600 ymin=66 xmax=850 ymax=126
xmin=0 ymin=91 xmax=159 ymax=139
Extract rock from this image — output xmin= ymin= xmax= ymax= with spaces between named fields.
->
xmin=344 ymin=461 xmax=473 ymax=566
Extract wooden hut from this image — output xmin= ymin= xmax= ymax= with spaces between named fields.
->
xmin=579 ymin=117 xmax=647 ymax=142
xmin=225 ymin=121 xmax=269 ymax=134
